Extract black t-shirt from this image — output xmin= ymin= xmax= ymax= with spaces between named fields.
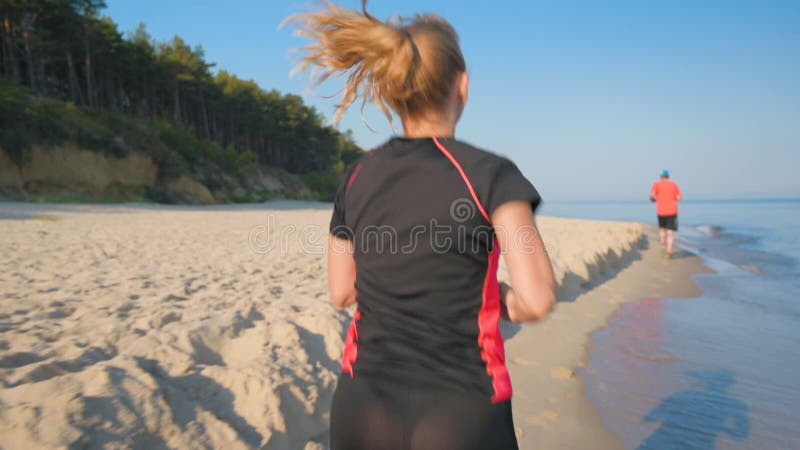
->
xmin=330 ymin=137 xmax=541 ymax=403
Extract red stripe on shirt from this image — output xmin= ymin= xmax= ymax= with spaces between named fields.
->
xmin=432 ymin=137 xmax=512 ymax=403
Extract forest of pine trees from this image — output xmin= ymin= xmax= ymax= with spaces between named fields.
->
xmin=0 ymin=0 xmax=363 ymax=198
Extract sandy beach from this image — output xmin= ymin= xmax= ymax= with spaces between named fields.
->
xmin=0 ymin=203 xmax=704 ymax=449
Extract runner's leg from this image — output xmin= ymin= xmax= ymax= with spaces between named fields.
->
xmin=331 ymin=374 xmax=404 ymax=450
xmin=409 ymin=390 xmax=518 ymax=450
xmin=666 ymin=229 xmax=675 ymax=257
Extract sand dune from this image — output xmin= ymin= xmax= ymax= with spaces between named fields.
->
xmin=0 ymin=204 xmax=643 ymax=449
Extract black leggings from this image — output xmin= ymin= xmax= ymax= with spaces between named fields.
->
xmin=331 ymin=374 xmax=519 ymax=450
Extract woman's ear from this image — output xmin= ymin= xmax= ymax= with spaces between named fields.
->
xmin=457 ymin=71 xmax=469 ymax=108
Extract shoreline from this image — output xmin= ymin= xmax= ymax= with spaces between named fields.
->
xmin=508 ymin=225 xmax=710 ymax=449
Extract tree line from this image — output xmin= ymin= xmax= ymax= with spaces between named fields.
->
xmin=0 ymin=0 xmax=363 ymax=175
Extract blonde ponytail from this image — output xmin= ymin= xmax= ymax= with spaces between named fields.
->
xmin=286 ymin=1 xmax=466 ymax=125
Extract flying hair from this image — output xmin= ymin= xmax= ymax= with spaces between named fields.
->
xmin=285 ymin=0 xmax=466 ymax=126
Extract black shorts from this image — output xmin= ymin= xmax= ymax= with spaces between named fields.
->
xmin=658 ymin=214 xmax=678 ymax=231
xmin=331 ymin=373 xmax=519 ymax=450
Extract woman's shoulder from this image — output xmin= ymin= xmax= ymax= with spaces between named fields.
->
xmin=433 ymin=138 xmax=522 ymax=183
xmin=443 ymin=138 xmax=513 ymax=165
xmin=440 ymin=138 xmax=540 ymax=216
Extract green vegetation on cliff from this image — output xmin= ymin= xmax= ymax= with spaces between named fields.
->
xmin=0 ymin=0 xmax=363 ymax=202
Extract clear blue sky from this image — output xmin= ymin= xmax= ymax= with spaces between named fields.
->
xmin=106 ymin=0 xmax=799 ymax=201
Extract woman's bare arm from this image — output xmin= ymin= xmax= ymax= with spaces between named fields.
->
xmin=328 ymin=235 xmax=357 ymax=309
xmin=492 ymin=201 xmax=557 ymax=322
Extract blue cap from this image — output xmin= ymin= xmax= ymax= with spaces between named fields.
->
xmin=661 ymin=169 xmax=670 ymax=177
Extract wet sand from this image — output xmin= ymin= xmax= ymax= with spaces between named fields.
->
xmin=508 ymin=227 xmax=709 ymax=449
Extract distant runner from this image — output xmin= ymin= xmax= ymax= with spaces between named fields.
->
xmin=650 ymin=170 xmax=682 ymax=258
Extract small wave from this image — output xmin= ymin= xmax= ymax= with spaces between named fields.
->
xmin=736 ymin=264 xmax=762 ymax=275
xmin=696 ymin=225 xmax=723 ymax=238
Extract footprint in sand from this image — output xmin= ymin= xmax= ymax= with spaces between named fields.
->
xmin=550 ymin=367 xmax=575 ymax=381
xmin=526 ymin=410 xmax=559 ymax=426
xmin=184 ymin=277 xmax=208 ymax=296
xmin=162 ymin=294 xmax=188 ymax=303
xmin=512 ymin=357 xmax=533 ymax=367
xmin=155 ymin=312 xmax=182 ymax=328
xmin=117 ymin=303 xmax=139 ymax=319
xmin=0 ymin=352 xmax=45 ymax=369
xmin=47 ymin=302 xmax=76 ymax=319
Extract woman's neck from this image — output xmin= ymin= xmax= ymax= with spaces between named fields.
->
xmin=402 ymin=114 xmax=456 ymax=139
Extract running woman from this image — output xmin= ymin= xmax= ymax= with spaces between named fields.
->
xmin=289 ymin=2 xmax=557 ymax=448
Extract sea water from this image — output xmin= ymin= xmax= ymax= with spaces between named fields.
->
xmin=540 ymin=199 xmax=800 ymax=449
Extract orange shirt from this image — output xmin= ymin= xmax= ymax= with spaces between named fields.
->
xmin=651 ymin=180 xmax=682 ymax=216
